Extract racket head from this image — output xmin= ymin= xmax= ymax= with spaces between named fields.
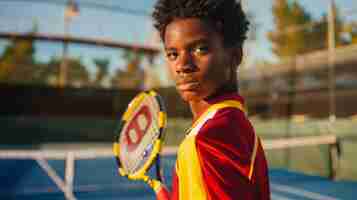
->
xmin=113 ymin=90 xmax=166 ymax=180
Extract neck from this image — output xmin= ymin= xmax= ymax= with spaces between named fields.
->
xmin=189 ymin=100 xmax=210 ymax=123
xmin=189 ymin=83 xmax=238 ymax=123
xmin=204 ymin=82 xmax=238 ymax=101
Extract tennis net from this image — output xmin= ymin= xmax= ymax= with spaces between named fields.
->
xmin=0 ymin=135 xmax=341 ymax=200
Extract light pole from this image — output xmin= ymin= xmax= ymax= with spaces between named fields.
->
xmin=59 ymin=0 xmax=79 ymax=87
xmin=327 ymin=0 xmax=336 ymax=123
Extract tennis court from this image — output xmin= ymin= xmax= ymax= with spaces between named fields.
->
xmin=0 ymin=135 xmax=356 ymax=200
xmin=1 ymin=0 xmax=357 ymax=199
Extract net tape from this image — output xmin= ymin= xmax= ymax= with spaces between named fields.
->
xmin=0 ymin=135 xmax=337 ymax=159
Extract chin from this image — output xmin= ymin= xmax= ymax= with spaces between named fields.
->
xmin=178 ymin=90 xmax=206 ymax=102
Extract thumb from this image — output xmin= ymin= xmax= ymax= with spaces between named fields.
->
xmin=144 ymin=176 xmax=162 ymax=190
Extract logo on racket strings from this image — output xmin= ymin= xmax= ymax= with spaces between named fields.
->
xmin=125 ymin=106 xmax=152 ymax=152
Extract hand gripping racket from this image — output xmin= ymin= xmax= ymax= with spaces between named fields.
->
xmin=113 ymin=90 xmax=167 ymax=190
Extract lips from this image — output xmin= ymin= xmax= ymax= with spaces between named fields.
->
xmin=177 ymin=81 xmax=200 ymax=91
xmin=175 ymin=73 xmax=200 ymax=91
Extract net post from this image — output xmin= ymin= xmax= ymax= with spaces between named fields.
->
xmin=35 ymin=157 xmax=77 ymax=200
xmin=65 ymin=152 xmax=75 ymax=194
xmin=327 ymin=139 xmax=341 ymax=180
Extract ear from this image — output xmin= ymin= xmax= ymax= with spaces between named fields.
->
xmin=227 ymin=46 xmax=243 ymax=72
xmin=225 ymin=46 xmax=243 ymax=83
xmin=232 ymin=46 xmax=243 ymax=69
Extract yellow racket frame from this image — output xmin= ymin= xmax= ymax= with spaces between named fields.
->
xmin=113 ymin=90 xmax=167 ymax=181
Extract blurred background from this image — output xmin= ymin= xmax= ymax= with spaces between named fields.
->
xmin=1 ymin=0 xmax=357 ymax=198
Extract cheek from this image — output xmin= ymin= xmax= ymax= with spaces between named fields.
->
xmin=200 ymin=55 xmax=229 ymax=82
xmin=166 ymin=61 xmax=177 ymax=80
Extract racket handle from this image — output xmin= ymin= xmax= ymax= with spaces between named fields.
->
xmin=146 ymin=178 xmax=170 ymax=200
xmin=156 ymin=185 xmax=170 ymax=200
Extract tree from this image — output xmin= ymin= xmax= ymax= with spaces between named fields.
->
xmin=144 ymin=69 xmax=162 ymax=89
xmin=111 ymin=50 xmax=145 ymax=89
xmin=93 ymin=58 xmax=109 ymax=87
xmin=308 ymin=4 xmax=345 ymax=50
xmin=0 ymin=23 xmax=46 ymax=83
xmin=111 ymin=68 xmax=144 ymax=89
xmin=352 ymin=30 xmax=357 ymax=44
xmin=345 ymin=22 xmax=357 ymax=44
xmin=45 ymin=57 xmax=90 ymax=87
xmin=268 ymin=0 xmax=312 ymax=59
xmin=268 ymin=0 xmax=345 ymax=59
xmin=0 ymin=33 xmax=37 ymax=83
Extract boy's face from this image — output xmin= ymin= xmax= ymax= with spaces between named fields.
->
xmin=164 ymin=18 xmax=232 ymax=102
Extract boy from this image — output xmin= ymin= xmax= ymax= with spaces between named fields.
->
xmin=148 ymin=0 xmax=270 ymax=199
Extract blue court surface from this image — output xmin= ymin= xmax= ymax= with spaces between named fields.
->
xmin=0 ymin=156 xmax=356 ymax=200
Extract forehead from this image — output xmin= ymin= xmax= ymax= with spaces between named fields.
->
xmin=164 ymin=18 xmax=221 ymax=48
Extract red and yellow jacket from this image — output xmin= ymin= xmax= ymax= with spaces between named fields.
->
xmin=154 ymin=93 xmax=270 ymax=200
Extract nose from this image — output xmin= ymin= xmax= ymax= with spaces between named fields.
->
xmin=176 ymin=51 xmax=195 ymax=74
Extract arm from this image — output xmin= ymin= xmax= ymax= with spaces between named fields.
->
xmin=172 ymin=107 xmax=258 ymax=200
xmin=195 ymin=108 xmax=268 ymax=199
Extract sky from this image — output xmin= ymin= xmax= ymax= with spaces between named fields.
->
xmin=0 ymin=0 xmax=356 ymax=85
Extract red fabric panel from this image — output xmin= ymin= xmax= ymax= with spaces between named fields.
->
xmin=171 ymin=169 xmax=179 ymax=200
xmin=195 ymin=95 xmax=270 ymax=200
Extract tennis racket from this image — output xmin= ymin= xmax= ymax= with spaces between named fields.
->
xmin=113 ymin=90 xmax=167 ymax=184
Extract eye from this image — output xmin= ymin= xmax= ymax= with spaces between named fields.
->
xmin=165 ymin=50 xmax=178 ymax=61
xmin=192 ymin=45 xmax=209 ymax=56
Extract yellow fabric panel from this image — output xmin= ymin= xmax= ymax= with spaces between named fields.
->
xmin=248 ymin=133 xmax=258 ymax=180
xmin=191 ymin=100 xmax=245 ymax=129
xmin=177 ymin=134 xmax=207 ymax=200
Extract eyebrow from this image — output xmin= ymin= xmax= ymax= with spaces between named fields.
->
xmin=165 ymin=38 xmax=210 ymax=52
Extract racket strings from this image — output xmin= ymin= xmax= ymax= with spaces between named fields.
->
xmin=119 ymin=94 xmax=166 ymax=177
xmin=125 ymin=124 xmax=161 ymax=173
xmin=120 ymin=96 xmax=162 ymax=174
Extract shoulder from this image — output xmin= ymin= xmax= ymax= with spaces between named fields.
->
xmin=196 ymin=106 xmax=255 ymax=147
xmin=193 ymin=106 xmax=262 ymax=195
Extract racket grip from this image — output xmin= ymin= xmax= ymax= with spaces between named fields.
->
xmin=156 ymin=185 xmax=170 ymax=200
xmin=146 ymin=179 xmax=170 ymax=200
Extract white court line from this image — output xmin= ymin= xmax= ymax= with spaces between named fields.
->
xmin=271 ymin=193 xmax=295 ymax=200
xmin=271 ymin=183 xmax=341 ymax=200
